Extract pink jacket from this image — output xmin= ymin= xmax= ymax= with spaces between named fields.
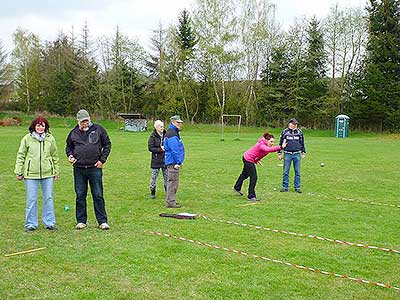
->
xmin=243 ymin=138 xmax=282 ymax=163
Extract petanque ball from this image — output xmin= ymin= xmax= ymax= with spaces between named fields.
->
xmin=320 ymin=162 xmax=325 ymax=167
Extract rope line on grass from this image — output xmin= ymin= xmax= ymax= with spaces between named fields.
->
xmin=200 ymin=215 xmax=400 ymax=254
xmin=146 ymin=230 xmax=400 ymax=292
xmin=307 ymin=193 xmax=400 ymax=209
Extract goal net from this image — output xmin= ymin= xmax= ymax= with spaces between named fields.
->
xmin=221 ymin=114 xmax=242 ymax=141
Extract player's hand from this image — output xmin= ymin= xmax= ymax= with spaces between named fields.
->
xmin=174 ymin=164 xmax=181 ymax=170
xmin=54 ymin=175 xmax=59 ymax=181
xmin=278 ymin=154 xmax=283 ymax=160
xmin=281 ymin=139 xmax=287 ymax=148
xmin=95 ymin=161 xmax=103 ymax=168
xmin=68 ymin=155 xmax=77 ymax=164
xmin=301 ymin=153 xmax=306 ymax=159
xmin=16 ymin=175 xmax=24 ymax=181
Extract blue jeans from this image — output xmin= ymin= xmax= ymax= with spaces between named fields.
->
xmin=74 ymin=167 xmax=107 ymax=225
xmin=282 ymin=153 xmax=301 ymax=190
xmin=25 ymin=177 xmax=55 ymax=229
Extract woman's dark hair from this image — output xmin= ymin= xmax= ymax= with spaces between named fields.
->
xmin=29 ymin=117 xmax=50 ymax=133
xmin=262 ymin=132 xmax=274 ymax=140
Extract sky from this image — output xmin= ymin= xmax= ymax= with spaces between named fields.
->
xmin=0 ymin=0 xmax=367 ymax=52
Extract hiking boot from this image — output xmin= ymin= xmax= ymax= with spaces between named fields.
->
xmin=280 ymin=188 xmax=288 ymax=192
xmin=46 ymin=225 xmax=58 ymax=231
xmin=233 ymin=188 xmax=244 ymax=196
xmin=295 ymin=189 xmax=302 ymax=193
xmin=166 ymin=203 xmax=182 ymax=208
xmin=99 ymin=223 xmax=110 ymax=230
xmin=76 ymin=223 xmax=87 ymax=230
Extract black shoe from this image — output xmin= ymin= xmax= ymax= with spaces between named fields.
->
xmin=150 ymin=194 xmax=156 ymax=199
xmin=233 ymin=188 xmax=244 ymax=196
xmin=166 ymin=203 xmax=182 ymax=208
xmin=247 ymin=197 xmax=258 ymax=201
xmin=25 ymin=227 xmax=36 ymax=232
xmin=150 ymin=189 xmax=156 ymax=199
xmin=46 ymin=225 xmax=58 ymax=231
xmin=295 ymin=189 xmax=302 ymax=193
xmin=280 ymin=189 xmax=288 ymax=192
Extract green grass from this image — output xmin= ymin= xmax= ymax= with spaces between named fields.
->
xmin=0 ymin=115 xmax=399 ymax=299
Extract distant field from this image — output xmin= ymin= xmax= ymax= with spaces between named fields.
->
xmin=0 ymin=114 xmax=399 ymax=300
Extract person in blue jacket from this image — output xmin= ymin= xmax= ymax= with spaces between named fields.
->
xmin=278 ymin=118 xmax=306 ymax=193
xmin=164 ymin=115 xmax=185 ymax=208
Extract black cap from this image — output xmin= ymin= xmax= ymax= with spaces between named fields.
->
xmin=288 ymin=118 xmax=298 ymax=125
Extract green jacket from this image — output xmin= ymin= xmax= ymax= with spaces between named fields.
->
xmin=14 ymin=133 xmax=60 ymax=179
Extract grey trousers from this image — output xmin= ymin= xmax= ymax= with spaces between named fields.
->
xmin=150 ymin=167 xmax=167 ymax=191
xmin=165 ymin=165 xmax=180 ymax=206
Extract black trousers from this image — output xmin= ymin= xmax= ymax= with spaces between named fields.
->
xmin=234 ymin=156 xmax=257 ymax=199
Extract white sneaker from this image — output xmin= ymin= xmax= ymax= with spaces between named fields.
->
xmin=76 ymin=223 xmax=87 ymax=229
xmin=99 ymin=223 xmax=110 ymax=230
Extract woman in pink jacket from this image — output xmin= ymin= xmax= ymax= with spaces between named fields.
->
xmin=233 ymin=132 xmax=286 ymax=201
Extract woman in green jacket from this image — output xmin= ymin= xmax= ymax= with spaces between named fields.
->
xmin=14 ymin=117 xmax=60 ymax=231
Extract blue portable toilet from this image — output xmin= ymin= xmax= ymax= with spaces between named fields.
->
xmin=335 ymin=114 xmax=350 ymax=138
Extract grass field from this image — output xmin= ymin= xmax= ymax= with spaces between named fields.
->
xmin=0 ymin=114 xmax=399 ymax=300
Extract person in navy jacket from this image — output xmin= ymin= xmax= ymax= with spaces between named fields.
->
xmin=278 ymin=118 xmax=306 ymax=193
xmin=164 ymin=115 xmax=185 ymax=208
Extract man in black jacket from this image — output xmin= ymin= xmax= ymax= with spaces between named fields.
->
xmin=66 ymin=109 xmax=112 ymax=230
xmin=148 ymin=120 xmax=167 ymax=199
xmin=278 ymin=118 xmax=306 ymax=193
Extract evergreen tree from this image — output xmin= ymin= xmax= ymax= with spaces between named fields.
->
xmin=355 ymin=0 xmax=400 ymax=130
xmin=41 ymin=34 xmax=80 ymax=115
xmin=301 ymin=17 xmax=328 ymax=127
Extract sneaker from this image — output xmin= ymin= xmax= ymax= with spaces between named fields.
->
xmin=25 ymin=227 xmax=36 ymax=232
xmin=233 ymin=188 xmax=244 ymax=196
xmin=76 ymin=223 xmax=87 ymax=230
xmin=166 ymin=203 xmax=182 ymax=208
xmin=295 ymin=189 xmax=302 ymax=193
xmin=247 ymin=197 xmax=257 ymax=201
xmin=46 ymin=225 xmax=58 ymax=231
xmin=280 ymin=188 xmax=288 ymax=192
xmin=99 ymin=223 xmax=110 ymax=230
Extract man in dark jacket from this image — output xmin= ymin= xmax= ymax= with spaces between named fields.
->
xmin=148 ymin=120 xmax=167 ymax=199
xmin=66 ymin=109 xmax=112 ymax=230
xmin=164 ymin=115 xmax=185 ymax=208
xmin=278 ymin=118 xmax=306 ymax=193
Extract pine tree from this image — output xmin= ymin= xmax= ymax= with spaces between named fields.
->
xmin=357 ymin=0 xmax=400 ymax=130
xmin=301 ymin=17 xmax=328 ymax=127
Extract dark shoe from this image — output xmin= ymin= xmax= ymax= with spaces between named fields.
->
xmin=150 ymin=194 xmax=156 ymax=199
xmin=150 ymin=189 xmax=156 ymax=199
xmin=280 ymin=189 xmax=288 ymax=192
xmin=247 ymin=197 xmax=257 ymax=201
xmin=25 ymin=227 xmax=36 ymax=232
xmin=166 ymin=203 xmax=182 ymax=208
xmin=233 ymin=188 xmax=244 ymax=196
xmin=295 ymin=189 xmax=302 ymax=193
xmin=46 ymin=225 xmax=58 ymax=231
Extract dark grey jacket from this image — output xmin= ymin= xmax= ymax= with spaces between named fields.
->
xmin=66 ymin=124 xmax=111 ymax=168
xmin=148 ymin=129 xmax=166 ymax=169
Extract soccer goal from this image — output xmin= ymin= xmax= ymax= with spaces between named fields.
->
xmin=221 ymin=114 xmax=242 ymax=141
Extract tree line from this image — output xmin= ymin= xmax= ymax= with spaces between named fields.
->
xmin=0 ymin=0 xmax=399 ymax=131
